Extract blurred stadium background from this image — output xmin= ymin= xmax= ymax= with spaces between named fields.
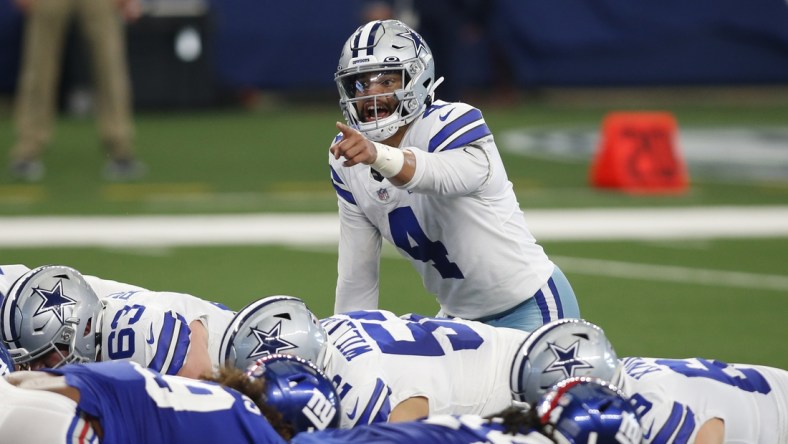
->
xmin=0 ymin=0 xmax=786 ymax=368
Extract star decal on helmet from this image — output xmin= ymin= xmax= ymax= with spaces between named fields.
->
xmin=396 ymin=29 xmax=426 ymax=56
xmin=544 ymin=340 xmax=593 ymax=378
xmin=32 ymin=280 xmax=77 ymax=324
xmin=246 ymin=321 xmax=297 ymax=359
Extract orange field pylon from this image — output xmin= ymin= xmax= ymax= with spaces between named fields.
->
xmin=590 ymin=111 xmax=689 ymax=194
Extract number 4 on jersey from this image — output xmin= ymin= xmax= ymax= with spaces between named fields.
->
xmin=388 ymin=207 xmax=464 ymax=279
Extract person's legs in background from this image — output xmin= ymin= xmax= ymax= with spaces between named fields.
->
xmin=78 ymin=0 xmax=145 ymax=181
xmin=10 ymin=0 xmax=75 ymax=181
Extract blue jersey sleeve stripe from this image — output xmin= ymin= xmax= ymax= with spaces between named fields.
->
xmin=330 ymin=166 xmax=357 ymax=205
xmin=149 ymin=311 xmax=190 ymax=375
xmin=428 ymin=108 xmax=484 ymax=152
xmin=440 ymin=123 xmax=492 ymax=152
xmin=358 ymin=378 xmax=392 ymax=425
xmin=651 ymin=402 xmax=690 ymax=444
xmin=333 ymin=182 xmax=357 ymax=205
xmin=672 ymin=405 xmax=696 ymax=444
xmin=169 ymin=313 xmax=191 ymax=375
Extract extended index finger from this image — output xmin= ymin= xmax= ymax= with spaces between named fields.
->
xmin=335 ymin=121 xmax=357 ymax=138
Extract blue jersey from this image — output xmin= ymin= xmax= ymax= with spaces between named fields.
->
xmin=45 ymin=361 xmax=286 ymax=444
xmin=292 ymin=414 xmax=551 ymax=444
xmin=0 ymin=341 xmax=13 ymax=375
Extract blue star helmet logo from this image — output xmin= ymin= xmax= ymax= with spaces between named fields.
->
xmin=397 ymin=29 xmax=426 ymax=56
xmin=544 ymin=340 xmax=593 ymax=378
xmin=246 ymin=320 xmax=297 ymax=360
xmin=32 ymin=280 xmax=77 ymax=324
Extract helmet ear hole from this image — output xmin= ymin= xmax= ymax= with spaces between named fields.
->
xmin=83 ymin=318 xmax=93 ymax=337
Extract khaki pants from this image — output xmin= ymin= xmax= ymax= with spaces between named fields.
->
xmin=11 ymin=0 xmax=134 ymax=162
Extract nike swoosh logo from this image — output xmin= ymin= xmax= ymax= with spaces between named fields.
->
xmin=345 ymin=399 xmax=360 ymax=420
xmin=642 ymin=423 xmax=654 ymax=439
xmin=439 ymin=109 xmax=454 ymax=121
xmin=146 ymin=324 xmax=155 ymax=345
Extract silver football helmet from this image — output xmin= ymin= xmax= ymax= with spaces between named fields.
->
xmin=335 ymin=19 xmax=441 ymax=142
xmin=218 ymin=295 xmax=327 ymax=370
xmin=1 ymin=265 xmax=102 ymax=369
xmin=510 ymin=319 xmax=620 ymax=406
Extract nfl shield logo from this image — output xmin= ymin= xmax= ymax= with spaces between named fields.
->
xmin=376 ymin=188 xmax=389 ymax=201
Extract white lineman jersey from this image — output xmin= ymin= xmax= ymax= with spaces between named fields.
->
xmin=320 ymin=310 xmax=528 ymax=429
xmin=100 ymin=289 xmax=235 ymax=375
xmin=618 ymin=357 xmax=788 ymax=443
xmin=0 ymin=265 xmax=30 ymax=301
xmin=330 ymin=100 xmax=554 ymax=319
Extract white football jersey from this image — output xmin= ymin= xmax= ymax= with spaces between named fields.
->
xmin=330 ymin=100 xmax=554 ymax=319
xmin=615 ymin=357 xmax=788 ymax=443
xmin=100 ymin=290 xmax=235 ymax=375
xmin=320 ymin=310 xmax=527 ymax=429
xmin=0 ymin=264 xmax=30 ymax=301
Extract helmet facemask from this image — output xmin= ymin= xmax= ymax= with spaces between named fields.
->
xmin=12 ymin=319 xmax=94 ymax=370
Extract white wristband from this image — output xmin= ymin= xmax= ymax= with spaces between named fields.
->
xmin=370 ymin=142 xmax=405 ymax=178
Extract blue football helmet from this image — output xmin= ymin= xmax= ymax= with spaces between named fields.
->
xmin=218 ymin=295 xmax=328 ymax=370
xmin=511 ymin=319 xmax=620 ymax=406
xmin=1 ymin=265 xmax=102 ymax=369
xmin=335 ymin=20 xmax=441 ymax=142
xmin=247 ymin=353 xmax=340 ymax=433
xmin=536 ymin=377 xmax=643 ymax=444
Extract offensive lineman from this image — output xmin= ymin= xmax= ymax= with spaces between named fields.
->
xmin=328 ymin=20 xmax=579 ymax=332
xmin=511 ymin=319 xmax=788 ymax=443
xmin=219 ymin=296 xmax=529 ymax=429
xmin=1 ymin=264 xmax=234 ymax=378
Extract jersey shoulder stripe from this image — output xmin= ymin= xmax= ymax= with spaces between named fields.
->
xmin=427 ymin=107 xmax=490 ymax=153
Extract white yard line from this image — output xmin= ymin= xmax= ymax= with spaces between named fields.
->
xmin=0 ymin=206 xmax=786 ymax=247
xmin=553 ymin=256 xmax=788 ymax=292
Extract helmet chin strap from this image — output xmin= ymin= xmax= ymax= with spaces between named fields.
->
xmin=428 ymin=76 xmax=445 ymax=100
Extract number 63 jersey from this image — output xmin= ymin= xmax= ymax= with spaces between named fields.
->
xmin=615 ymin=357 xmax=788 ymax=443
xmin=320 ymin=310 xmax=528 ymax=429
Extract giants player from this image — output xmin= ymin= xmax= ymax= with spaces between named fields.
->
xmin=0 ymin=355 xmax=340 ymax=443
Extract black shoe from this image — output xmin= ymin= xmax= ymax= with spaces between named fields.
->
xmin=9 ymin=160 xmax=45 ymax=182
xmin=103 ymin=159 xmax=147 ymax=182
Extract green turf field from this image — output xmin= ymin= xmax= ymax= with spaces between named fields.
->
xmin=1 ymin=97 xmax=786 ymax=368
